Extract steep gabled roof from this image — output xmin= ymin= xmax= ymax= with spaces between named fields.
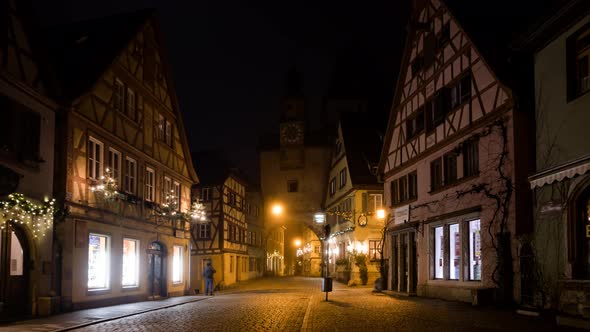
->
xmin=339 ymin=112 xmax=382 ymax=186
xmin=378 ymin=0 xmax=564 ymax=175
xmin=48 ymin=9 xmax=155 ymax=100
xmin=191 ymin=150 xmax=249 ymax=187
xmin=48 ymin=10 xmax=199 ymax=184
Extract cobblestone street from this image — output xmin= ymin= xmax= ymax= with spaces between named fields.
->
xmin=54 ymin=277 xmax=577 ymax=332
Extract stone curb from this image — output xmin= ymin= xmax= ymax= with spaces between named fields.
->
xmin=53 ymin=297 xmax=210 ymax=332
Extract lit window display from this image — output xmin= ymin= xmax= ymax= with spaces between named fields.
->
xmin=88 ymin=233 xmax=110 ymax=289
xmin=434 ymin=226 xmax=443 ymax=279
xmin=172 ymin=245 xmax=183 ymax=283
xmin=122 ymin=238 xmax=139 ymax=287
xmin=10 ymin=231 xmax=23 ymax=276
xmin=469 ymin=219 xmax=482 ymax=281
xmin=449 ymin=224 xmax=460 ymax=280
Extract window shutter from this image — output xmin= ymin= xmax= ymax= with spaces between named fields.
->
xmin=362 ymin=192 xmax=368 ymax=213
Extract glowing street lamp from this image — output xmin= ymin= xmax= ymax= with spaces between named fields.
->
xmin=376 ymin=209 xmax=386 ymax=220
xmin=271 ymin=204 xmax=283 ymax=216
xmin=294 ymin=239 xmax=301 ymax=247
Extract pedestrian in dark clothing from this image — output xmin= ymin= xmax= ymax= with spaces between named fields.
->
xmin=203 ymin=261 xmax=216 ymax=296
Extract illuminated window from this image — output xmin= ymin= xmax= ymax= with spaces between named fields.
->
xmin=10 ymin=231 xmax=23 ymax=276
xmin=88 ymin=233 xmax=110 ymax=290
xmin=172 ymin=245 xmax=183 ymax=283
xmin=368 ymin=240 xmax=381 ymax=261
xmin=469 ymin=219 xmax=482 ymax=281
xmin=173 ymin=181 xmax=181 ymax=210
xmin=449 ymin=224 xmax=460 ymax=280
xmin=434 ymin=226 xmax=443 ymax=279
xmin=122 ymin=238 xmax=139 ymax=287
xmin=88 ymin=137 xmax=103 ymax=180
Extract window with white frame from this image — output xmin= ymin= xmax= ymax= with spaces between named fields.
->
xmin=122 ymin=238 xmax=139 ymax=287
xmin=173 ymin=181 xmax=181 ymax=210
xmin=434 ymin=226 xmax=443 ymax=279
xmin=368 ymin=240 xmax=381 ymax=261
xmin=88 ymin=233 xmax=110 ymax=290
xmin=370 ymin=194 xmax=383 ymax=212
xmin=145 ymin=167 xmax=155 ymax=202
xmin=431 ymin=218 xmax=481 ymax=282
xmin=164 ymin=176 xmax=172 ymax=204
xmin=124 ymin=157 xmax=137 ymax=194
xmin=88 ymin=137 xmax=103 ymax=180
xmin=172 ymin=245 xmax=183 ymax=283
xmin=449 ymin=223 xmax=460 ymax=280
xmin=108 ymin=148 xmax=121 ymax=183
xmin=469 ymin=219 xmax=482 ymax=281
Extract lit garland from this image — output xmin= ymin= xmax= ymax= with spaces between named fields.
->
xmin=160 ymin=191 xmax=208 ymax=223
xmin=90 ymin=168 xmax=118 ymax=201
xmin=188 ymin=200 xmax=208 ymax=224
xmin=0 ymin=193 xmax=56 ymax=238
xmin=267 ymin=250 xmax=283 ymax=259
xmin=329 ymin=226 xmax=355 ymax=238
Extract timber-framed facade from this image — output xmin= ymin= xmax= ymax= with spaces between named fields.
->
xmin=379 ymin=0 xmax=525 ymax=303
xmin=52 ymin=11 xmax=199 ymax=310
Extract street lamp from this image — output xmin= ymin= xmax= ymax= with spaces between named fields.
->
xmin=376 ymin=209 xmax=386 ymax=220
xmin=294 ymin=239 xmax=301 ymax=247
xmin=272 ymin=203 xmax=283 ymax=216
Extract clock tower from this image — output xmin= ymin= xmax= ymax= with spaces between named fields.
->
xmin=279 ymin=69 xmax=305 ymax=169
xmin=279 ymin=68 xmax=305 ymax=147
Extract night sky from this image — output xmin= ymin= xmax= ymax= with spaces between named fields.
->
xmin=32 ymin=1 xmax=410 ymax=182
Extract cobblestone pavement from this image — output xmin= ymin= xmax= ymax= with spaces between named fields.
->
xmin=66 ymin=277 xmax=579 ymax=332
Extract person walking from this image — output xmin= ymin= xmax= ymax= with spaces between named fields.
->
xmin=203 ymin=260 xmax=216 ymax=296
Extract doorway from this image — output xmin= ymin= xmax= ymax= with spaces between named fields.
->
xmin=0 ymin=224 xmax=30 ymax=319
xmin=147 ymin=242 xmax=166 ymax=298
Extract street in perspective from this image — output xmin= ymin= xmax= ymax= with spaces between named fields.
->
xmin=1 ymin=277 xmax=581 ymax=331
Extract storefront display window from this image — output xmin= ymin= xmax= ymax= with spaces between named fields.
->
xmin=88 ymin=233 xmax=110 ymax=289
xmin=449 ymin=224 xmax=460 ymax=280
xmin=122 ymin=238 xmax=139 ymax=287
xmin=434 ymin=226 xmax=443 ymax=279
xmin=172 ymin=245 xmax=183 ymax=283
xmin=469 ymin=219 xmax=481 ymax=280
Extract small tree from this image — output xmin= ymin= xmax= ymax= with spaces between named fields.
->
xmin=354 ymin=253 xmax=369 ymax=285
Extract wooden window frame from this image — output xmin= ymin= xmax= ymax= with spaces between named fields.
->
xmin=124 ymin=157 xmax=137 ymax=194
xmin=88 ymin=137 xmax=104 ymax=180
xmin=145 ymin=167 xmax=155 ymax=202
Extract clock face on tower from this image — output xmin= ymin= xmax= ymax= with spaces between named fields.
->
xmin=280 ymin=123 xmax=304 ymax=145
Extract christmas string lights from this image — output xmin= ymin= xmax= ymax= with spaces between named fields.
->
xmin=0 ymin=193 xmax=56 ymax=238
xmin=90 ymin=168 xmax=118 ymax=201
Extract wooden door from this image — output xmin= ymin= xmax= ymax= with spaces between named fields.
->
xmin=1 ymin=226 xmax=29 ymax=319
xmin=147 ymin=242 xmax=165 ymax=298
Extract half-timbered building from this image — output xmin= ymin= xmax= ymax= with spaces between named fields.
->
xmin=51 ymin=11 xmax=199 ymax=310
xmin=324 ymin=113 xmax=383 ymax=285
xmin=0 ymin=0 xmax=58 ymax=319
xmin=379 ymin=0 xmax=533 ymax=304
xmin=191 ymin=151 xmax=263 ymax=291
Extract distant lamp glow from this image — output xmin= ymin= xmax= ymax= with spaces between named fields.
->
xmin=294 ymin=239 xmax=301 ymax=247
xmin=376 ymin=209 xmax=386 ymax=219
xmin=314 ymin=212 xmax=326 ymax=224
xmin=272 ymin=204 xmax=283 ymax=216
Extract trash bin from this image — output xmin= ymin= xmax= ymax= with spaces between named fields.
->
xmin=321 ymin=277 xmax=333 ymax=292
